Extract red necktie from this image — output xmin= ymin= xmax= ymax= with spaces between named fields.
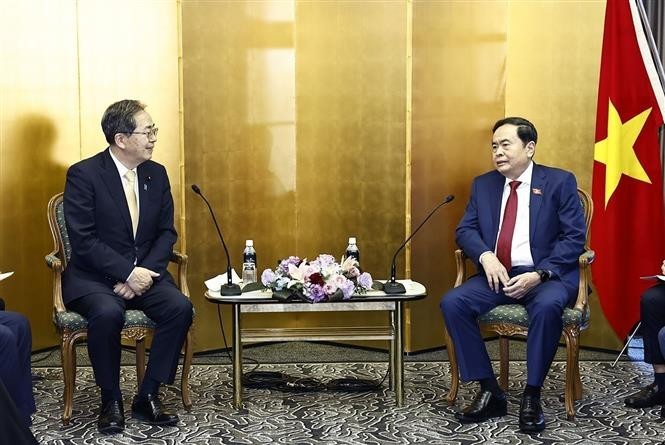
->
xmin=496 ymin=181 xmax=521 ymax=270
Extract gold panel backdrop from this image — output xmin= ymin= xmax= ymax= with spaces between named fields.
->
xmin=294 ymin=2 xmax=407 ymax=336
xmin=182 ymin=0 xmax=300 ymax=351
xmin=504 ymin=1 xmax=618 ymax=349
xmin=409 ymin=0 xmax=509 ymax=351
xmin=0 ymin=1 xmax=80 ymax=350
xmin=182 ymin=0 xmax=407 ymax=351
xmin=0 ymin=0 xmax=182 ymax=350
xmin=0 ymin=0 xmax=620 ymax=354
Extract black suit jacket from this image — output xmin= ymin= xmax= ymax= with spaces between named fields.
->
xmin=62 ymin=148 xmax=177 ymax=303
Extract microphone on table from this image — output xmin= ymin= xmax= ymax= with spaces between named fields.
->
xmin=191 ymin=184 xmax=241 ymax=296
xmin=384 ymin=194 xmax=455 ymax=294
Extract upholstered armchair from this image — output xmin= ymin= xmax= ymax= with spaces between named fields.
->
xmin=46 ymin=192 xmax=194 ymax=425
xmin=442 ymin=188 xmax=594 ymax=420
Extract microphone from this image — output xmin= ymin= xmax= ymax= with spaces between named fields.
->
xmin=384 ymin=194 xmax=455 ymax=294
xmin=191 ymin=184 xmax=241 ymax=296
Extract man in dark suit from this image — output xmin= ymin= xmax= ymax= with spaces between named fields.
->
xmin=63 ymin=99 xmax=193 ymax=434
xmin=440 ymin=117 xmax=586 ymax=433
xmin=624 ymin=266 xmax=665 ymax=411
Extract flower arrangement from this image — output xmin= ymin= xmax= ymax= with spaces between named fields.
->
xmin=260 ymin=254 xmax=373 ymax=303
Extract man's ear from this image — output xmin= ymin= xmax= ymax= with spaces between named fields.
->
xmin=114 ymin=133 xmax=127 ymax=149
xmin=526 ymin=141 xmax=536 ymax=158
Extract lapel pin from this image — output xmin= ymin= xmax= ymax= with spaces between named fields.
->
xmin=144 ymin=184 xmax=148 ymax=191
xmin=532 ymin=188 xmax=542 ymax=195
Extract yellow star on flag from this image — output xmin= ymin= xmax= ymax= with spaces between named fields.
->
xmin=594 ymin=100 xmax=652 ymax=207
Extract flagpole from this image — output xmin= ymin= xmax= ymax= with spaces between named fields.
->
xmin=635 ymin=0 xmax=665 ymax=194
xmin=636 ymin=0 xmax=665 ymax=92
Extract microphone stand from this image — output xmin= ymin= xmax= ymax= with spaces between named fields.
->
xmin=384 ymin=195 xmax=455 ymax=294
xmin=191 ymin=185 xmax=241 ymax=296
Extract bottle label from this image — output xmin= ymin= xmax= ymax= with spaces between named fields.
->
xmin=242 ymin=262 xmax=257 ymax=284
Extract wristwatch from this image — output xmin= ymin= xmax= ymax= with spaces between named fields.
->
xmin=536 ymin=269 xmax=550 ymax=283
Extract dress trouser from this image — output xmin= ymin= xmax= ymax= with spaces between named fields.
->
xmin=640 ymin=284 xmax=665 ymax=365
xmin=441 ymin=267 xmax=576 ymax=387
xmin=0 ymin=380 xmax=38 ymax=445
xmin=0 ymin=311 xmax=35 ymax=426
xmin=67 ymin=280 xmax=193 ymax=394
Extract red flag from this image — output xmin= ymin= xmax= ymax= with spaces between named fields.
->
xmin=592 ymin=0 xmax=665 ymax=340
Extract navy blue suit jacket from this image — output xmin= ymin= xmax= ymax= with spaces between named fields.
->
xmin=456 ymin=163 xmax=586 ymax=292
xmin=62 ymin=148 xmax=177 ymax=303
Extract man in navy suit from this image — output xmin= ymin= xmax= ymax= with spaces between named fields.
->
xmin=440 ymin=117 xmax=586 ymax=433
xmin=63 ymin=100 xmax=193 ymax=434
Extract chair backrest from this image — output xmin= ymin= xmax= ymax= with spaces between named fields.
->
xmin=47 ymin=192 xmax=71 ymax=270
xmin=577 ymin=188 xmax=593 ymax=251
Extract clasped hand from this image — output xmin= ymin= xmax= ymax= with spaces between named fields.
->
xmin=481 ymin=253 xmax=540 ymax=299
xmin=113 ymin=267 xmax=160 ymax=300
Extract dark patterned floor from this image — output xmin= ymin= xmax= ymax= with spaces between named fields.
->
xmin=29 ymin=360 xmax=665 ymax=445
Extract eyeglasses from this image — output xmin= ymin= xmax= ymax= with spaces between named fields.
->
xmin=122 ymin=127 xmax=159 ymax=139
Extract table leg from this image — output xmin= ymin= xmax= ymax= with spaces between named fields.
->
xmin=232 ymin=303 xmax=243 ymax=410
xmin=389 ymin=309 xmax=396 ymax=391
xmin=395 ymin=302 xmax=404 ymax=407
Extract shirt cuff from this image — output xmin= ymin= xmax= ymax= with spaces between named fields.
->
xmin=479 ymin=251 xmax=494 ymax=266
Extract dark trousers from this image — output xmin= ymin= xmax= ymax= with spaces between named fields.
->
xmin=441 ymin=267 xmax=576 ymax=387
xmin=0 ymin=380 xmax=37 ymax=445
xmin=641 ymin=284 xmax=665 ymax=365
xmin=67 ymin=280 xmax=192 ymax=394
xmin=0 ymin=311 xmax=35 ymax=426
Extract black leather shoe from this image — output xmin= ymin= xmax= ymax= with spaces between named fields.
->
xmin=625 ymin=383 xmax=665 ymax=408
xmin=131 ymin=393 xmax=178 ymax=426
xmin=98 ymin=400 xmax=124 ymax=434
xmin=519 ymin=395 xmax=546 ymax=433
xmin=455 ymin=390 xmax=507 ymax=423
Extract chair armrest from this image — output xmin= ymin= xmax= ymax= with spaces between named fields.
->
xmin=573 ymin=249 xmax=595 ymax=312
xmin=170 ymin=250 xmax=187 ymax=265
xmin=45 ymin=254 xmax=66 ymax=313
xmin=454 ymin=249 xmax=467 ymax=288
xmin=170 ymin=250 xmax=189 ymax=298
xmin=579 ymin=249 xmax=595 ymax=266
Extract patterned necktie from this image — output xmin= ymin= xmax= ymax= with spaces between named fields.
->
xmin=496 ymin=180 xmax=521 ymax=270
xmin=124 ymin=170 xmax=138 ymax=236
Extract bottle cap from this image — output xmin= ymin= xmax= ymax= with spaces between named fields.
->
xmin=348 ymin=237 xmax=356 ymax=244
xmin=245 ymin=239 xmax=253 ymax=247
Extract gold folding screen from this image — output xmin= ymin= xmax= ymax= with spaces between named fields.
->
xmin=0 ymin=1 xmax=182 ymax=349
xmin=1 ymin=0 xmax=617 ymax=353
xmin=409 ymin=0 xmax=509 ymax=351
xmin=182 ymin=0 xmax=408 ymax=350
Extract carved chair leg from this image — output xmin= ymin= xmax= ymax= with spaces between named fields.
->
xmin=563 ymin=328 xmax=580 ymax=420
xmin=136 ymin=338 xmax=146 ymax=390
xmin=443 ymin=325 xmax=459 ymax=405
xmin=181 ymin=329 xmax=194 ymax=410
xmin=499 ymin=337 xmax=509 ymax=392
xmin=61 ymin=336 xmax=76 ymax=425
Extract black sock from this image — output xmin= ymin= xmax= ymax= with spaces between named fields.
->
xmin=101 ymin=388 xmax=122 ymax=406
xmin=138 ymin=377 xmax=160 ymax=399
xmin=479 ymin=378 xmax=502 ymax=396
xmin=654 ymin=372 xmax=665 ymax=392
xmin=523 ymin=384 xmax=541 ymax=399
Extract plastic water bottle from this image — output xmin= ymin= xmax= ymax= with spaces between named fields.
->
xmin=346 ymin=237 xmax=360 ymax=264
xmin=242 ymin=240 xmax=257 ymax=284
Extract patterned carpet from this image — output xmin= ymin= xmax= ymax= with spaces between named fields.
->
xmin=29 ymin=360 xmax=665 ymax=445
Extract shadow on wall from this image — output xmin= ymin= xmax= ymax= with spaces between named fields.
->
xmin=0 ymin=114 xmax=67 ymax=344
